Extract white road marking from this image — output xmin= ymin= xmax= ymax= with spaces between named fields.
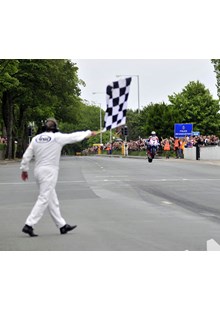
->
xmin=0 ymin=180 xmax=86 ymax=185
xmin=95 ymin=175 xmax=128 ymax=178
xmin=161 ymin=201 xmax=173 ymax=205
xmin=199 ymin=212 xmax=216 ymax=217
xmin=1 ymin=178 xmax=220 ymax=186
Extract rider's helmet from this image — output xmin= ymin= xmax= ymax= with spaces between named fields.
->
xmin=151 ymin=131 xmax=156 ymax=136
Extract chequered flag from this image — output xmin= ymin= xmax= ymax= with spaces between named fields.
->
xmin=103 ymin=77 xmax=132 ymax=131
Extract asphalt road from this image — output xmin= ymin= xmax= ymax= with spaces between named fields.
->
xmin=1 ymin=156 xmax=220 ymax=251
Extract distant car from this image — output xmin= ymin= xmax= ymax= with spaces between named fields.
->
xmin=114 ymin=138 xmax=123 ymax=142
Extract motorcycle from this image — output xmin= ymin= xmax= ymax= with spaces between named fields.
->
xmin=146 ymin=139 xmax=159 ymax=163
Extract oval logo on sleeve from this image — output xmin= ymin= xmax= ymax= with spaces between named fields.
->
xmin=35 ymin=135 xmax=52 ymax=143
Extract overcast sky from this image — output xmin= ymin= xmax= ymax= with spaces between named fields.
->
xmin=73 ymin=59 xmax=218 ymax=111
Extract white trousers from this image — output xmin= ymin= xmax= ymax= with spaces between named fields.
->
xmin=25 ymin=166 xmax=66 ymax=228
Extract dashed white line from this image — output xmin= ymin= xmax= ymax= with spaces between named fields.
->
xmin=161 ymin=201 xmax=173 ymax=205
xmin=1 ymin=178 xmax=220 ymax=186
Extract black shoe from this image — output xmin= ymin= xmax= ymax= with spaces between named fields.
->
xmin=60 ymin=224 xmax=77 ymax=234
xmin=22 ymin=224 xmax=38 ymax=237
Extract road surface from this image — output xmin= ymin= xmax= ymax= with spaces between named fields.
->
xmin=1 ymin=156 xmax=220 ymax=250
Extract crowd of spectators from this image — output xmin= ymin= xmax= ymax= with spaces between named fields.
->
xmin=160 ymin=135 xmax=219 ymax=159
xmin=82 ymin=138 xmax=147 ymax=155
xmin=161 ymin=135 xmax=220 ymax=149
xmin=82 ymin=135 xmax=220 ymax=156
xmin=2 ymin=133 xmax=220 ymax=157
xmin=0 ymin=136 xmax=7 ymax=144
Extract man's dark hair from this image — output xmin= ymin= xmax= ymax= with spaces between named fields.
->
xmin=45 ymin=118 xmax=59 ymax=133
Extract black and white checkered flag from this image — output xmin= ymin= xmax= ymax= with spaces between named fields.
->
xmin=103 ymin=77 xmax=132 ymax=131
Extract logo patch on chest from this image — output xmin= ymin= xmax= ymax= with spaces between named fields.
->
xmin=35 ymin=135 xmax=52 ymax=143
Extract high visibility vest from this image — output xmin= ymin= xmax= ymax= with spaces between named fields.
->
xmin=164 ymin=141 xmax=170 ymax=151
xmin=174 ymin=139 xmax=179 ymax=148
xmin=180 ymin=141 xmax=186 ymax=150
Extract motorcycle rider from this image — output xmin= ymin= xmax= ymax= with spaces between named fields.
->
xmin=145 ymin=131 xmax=160 ymax=157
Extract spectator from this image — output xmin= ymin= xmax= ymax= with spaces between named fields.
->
xmin=162 ymin=138 xmax=171 ymax=159
xmin=174 ymin=138 xmax=180 ymax=158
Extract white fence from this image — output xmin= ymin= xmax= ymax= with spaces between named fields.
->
xmin=184 ymin=146 xmax=220 ymax=160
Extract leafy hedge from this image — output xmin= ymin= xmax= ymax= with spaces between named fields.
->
xmin=0 ymin=144 xmax=6 ymax=151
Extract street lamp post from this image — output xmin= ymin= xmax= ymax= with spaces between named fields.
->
xmin=92 ymin=91 xmax=114 ymax=144
xmin=92 ymin=92 xmax=103 ymax=144
xmin=116 ymin=74 xmax=140 ymax=113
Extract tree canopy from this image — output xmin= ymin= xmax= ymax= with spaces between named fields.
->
xmin=0 ymin=59 xmax=90 ymax=158
xmin=123 ymin=80 xmax=220 ymax=140
xmin=0 ymin=59 xmax=219 ymax=159
xmin=168 ymin=81 xmax=220 ymax=135
xmin=211 ymin=59 xmax=220 ymax=99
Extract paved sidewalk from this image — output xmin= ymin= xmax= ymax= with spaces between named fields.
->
xmin=0 ymin=159 xmax=21 ymax=165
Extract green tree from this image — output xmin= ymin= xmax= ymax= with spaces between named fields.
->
xmin=0 ymin=59 xmax=83 ymax=158
xmin=138 ymin=102 xmax=174 ymax=139
xmin=168 ymin=81 xmax=220 ymax=135
xmin=125 ymin=109 xmax=142 ymax=140
xmin=0 ymin=60 xmax=20 ymax=158
xmin=14 ymin=60 xmax=83 ymax=156
xmin=211 ymin=59 xmax=220 ymax=99
xmin=59 ymin=101 xmax=103 ymax=154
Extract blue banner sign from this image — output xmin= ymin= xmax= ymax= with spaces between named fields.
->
xmin=174 ymin=123 xmax=193 ymax=138
xmin=191 ymin=131 xmax=200 ymax=136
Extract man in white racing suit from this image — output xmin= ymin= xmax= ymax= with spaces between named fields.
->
xmin=20 ymin=118 xmax=97 ymax=237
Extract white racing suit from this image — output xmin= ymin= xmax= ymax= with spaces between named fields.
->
xmin=146 ymin=136 xmax=160 ymax=150
xmin=20 ymin=130 xmax=92 ymax=228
